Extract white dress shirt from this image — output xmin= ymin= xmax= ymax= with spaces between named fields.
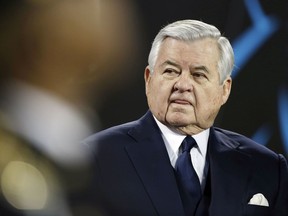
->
xmin=153 ymin=116 xmax=209 ymax=191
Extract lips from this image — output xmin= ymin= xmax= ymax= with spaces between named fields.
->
xmin=172 ymin=99 xmax=190 ymax=105
xmin=170 ymin=94 xmax=193 ymax=106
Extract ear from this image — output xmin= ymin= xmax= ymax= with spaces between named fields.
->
xmin=144 ymin=66 xmax=152 ymax=95
xmin=221 ymin=77 xmax=232 ymax=105
xmin=144 ymin=66 xmax=152 ymax=84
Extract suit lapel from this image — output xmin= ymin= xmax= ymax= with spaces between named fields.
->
xmin=207 ymin=127 xmax=252 ymax=215
xmin=125 ymin=111 xmax=185 ymax=216
xmin=124 ymin=113 xmax=253 ymax=215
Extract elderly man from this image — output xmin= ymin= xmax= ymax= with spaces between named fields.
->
xmin=84 ymin=20 xmax=288 ymax=216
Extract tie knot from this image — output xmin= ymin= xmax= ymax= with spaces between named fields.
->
xmin=181 ymin=136 xmax=197 ymax=152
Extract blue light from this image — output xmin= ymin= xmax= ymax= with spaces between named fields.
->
xmin=251 ymin=124 xmax=272 ymax=146
xmin=278 ymin=87 xmax=288 ymax=154
xmin=231 ymin=0 xmax=279 ymax=78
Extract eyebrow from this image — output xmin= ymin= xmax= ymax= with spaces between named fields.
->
xmin=160 ymin=60 xmax=181 ymax=69
xmin=160 ymin=60 xmax=210 ymax=74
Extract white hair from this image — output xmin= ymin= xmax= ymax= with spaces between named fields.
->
xmin=148 ymin=20 xmax=234 ymax=83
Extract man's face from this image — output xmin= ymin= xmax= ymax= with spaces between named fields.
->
xmin=145 ymin=37 xmax=232 ymax=135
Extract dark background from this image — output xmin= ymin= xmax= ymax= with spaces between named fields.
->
xmin=97 ymin=0 xmax=288 ymax=158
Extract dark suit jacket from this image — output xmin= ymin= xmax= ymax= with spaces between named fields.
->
xmin=84 ymin=111 xmax=288 ymax=216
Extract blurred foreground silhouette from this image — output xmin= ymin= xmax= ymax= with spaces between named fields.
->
xmin=0 ymin=0 xmax=140 ymax=215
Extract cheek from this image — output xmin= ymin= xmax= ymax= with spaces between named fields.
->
xmin=146 ymin=81 xmax=171 ymax=113
xmin=149 ymin=86 xmax=169 ymax=106
xmin=198 ymin=89 xmax=223 ymax=111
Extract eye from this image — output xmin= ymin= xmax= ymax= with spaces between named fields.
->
xmin=163 ymin=68 xmax=180 ymax=76
xmin=193 ymin=72 xmax=207 ymax=79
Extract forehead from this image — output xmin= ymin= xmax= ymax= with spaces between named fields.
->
xmin=156 ymin=37 xmax=220 ymax=67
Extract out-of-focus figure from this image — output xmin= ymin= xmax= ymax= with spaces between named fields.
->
xmin=0 ymin=0 xmax=140 ymax=215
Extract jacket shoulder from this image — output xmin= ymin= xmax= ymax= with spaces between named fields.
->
xmin=83 ymin=120 xmax=138 ymax=144
xmin=83 ymin=111 xmax=154 ymax=145
xmin=213 ymin=127 xmax=282 ymax=159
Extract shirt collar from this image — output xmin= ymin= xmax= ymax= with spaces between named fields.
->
xmin=153 ymin=116 xmax=209 ymax=157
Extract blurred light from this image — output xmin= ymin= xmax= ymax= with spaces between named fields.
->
xmin=232 ymin=0 xmax=279 ymax=78
xmin=1 ymin=161 xmax=48 ymax=210
xmin=251 ymin=124 xmax=272 ymax=146
xmin=278 ymin=87 xmax=288 ymax=154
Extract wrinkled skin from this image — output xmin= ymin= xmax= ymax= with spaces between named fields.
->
xmin=145 ymin=37 xmax=232 ymax=135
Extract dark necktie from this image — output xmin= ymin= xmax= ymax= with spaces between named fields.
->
xmin=175 ymin=136 xmax=202 ymax=216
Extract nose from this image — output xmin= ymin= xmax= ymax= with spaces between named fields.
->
xmin=173 ymin=72 xmax=193 ymax=92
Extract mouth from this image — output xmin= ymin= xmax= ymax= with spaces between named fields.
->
xmin=171 ymin=99 xmax=191 ymax=105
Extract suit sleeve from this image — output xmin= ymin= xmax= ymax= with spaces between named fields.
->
xmin=274 ymin=154 xmax=288 ymax=216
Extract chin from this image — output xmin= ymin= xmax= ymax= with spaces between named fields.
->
xmin=166 ymin=116 xmax=192 ymax=127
